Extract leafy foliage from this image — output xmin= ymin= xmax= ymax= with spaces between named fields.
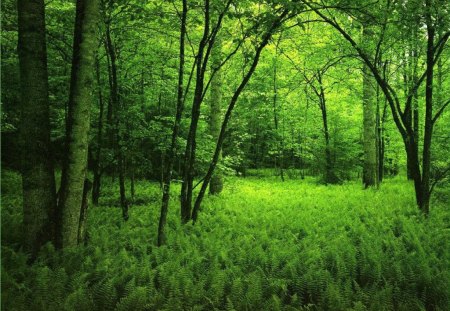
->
xmin=2 ymin=170 xmax=449 ymax=310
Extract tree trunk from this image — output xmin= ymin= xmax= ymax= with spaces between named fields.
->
xmin=78 ymin=179 xmax=92 ymax=245
xmin=317 ymin=72 xmax=335 ymax=184
xmin=58 ymin=0 xmax=100 ymax=248
xmin=191 ymin=10 xmax=288 ymax=223
xmin=92 ymin=57 xmax=104 ymax=206
xmin=158 ymin=0 xmax=187 ymax=246
xmin=362 ymin=28 xmax=379 ymax=188
xmin=209 ymin=37 xmax=224 ymax=194
xmin=420 ymin=4 xmax=435 ymax=214
xmin=17 ymin=0 xmax=57 ymax=257
xmin=180 ymin=0 xmax=210 ymax=223
xmin=104 ymin=17 xmax=128 ymax=220
xmin=272 ymin=39 xmax=285 ymax=182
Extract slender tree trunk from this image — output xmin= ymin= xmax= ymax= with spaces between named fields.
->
xmin=130 ymin=162 xmax=135 ymax=199
xmin=17 ymin=0 xmax=57 ymax=257
xmin=58 ymin=0 xmax=100 ymax=248
xmin=78 ymin=179 xmax=92 ymax=245
xmin=209 ymin=37 xmax=224 ymax=193
xmin=92 ymin=57 xmax=104 ymax=206
xmin=118 ymin=151 xmax=129 ymax=220
xmin=362 ymin=27 xmax=379 ymax=188
xmin=272 ymin=40 xmax=285 ymax=182
xmin=180 ymin=0 xmax=210 ymax=223
xmin=157 ymin=0 xmax=187 ymax=246
xmin=378 ymin=100 xmax=388 ymax=182
xmin=191 ymin=10 xmax=289 ymax=222
xmin=317 ymin=72 xmax=335 ymax=184
xmin=105 ymin=18 xmax=128 ymax=220
xmin=420 ymin=4 xmax=435 ymax=214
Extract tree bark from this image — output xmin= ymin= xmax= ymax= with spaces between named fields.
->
xmin=209 ymin=36 xmax=224 ymax=194
xmin=92 ymin=57 xmax=104 ymax=206
xmin=420 ymin=1 xmax=435 ymax=214
xmin=180 ymin=0 xmax=211 ymax=223
xmin=362 ymin=26 xmax=379 ymax=188
xmin=78 ymin=179 xmax=92 ymax=245
xmin=58 ymin=0 xmax=100 ymax=248
xmin=104 ymin=18 xmax=128 ymax=220
xmin=191 ymin=10 xmax=289 ymax=223
xmin=158 ymin=0 xmax=187 ymax=246
xmin=17 ymin=0 xmax=58 ymax=257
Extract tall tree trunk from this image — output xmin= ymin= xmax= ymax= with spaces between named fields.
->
xmin=157 ymin=0 xmax=187 ymax=246
xmin=378 ymin=100 xmax=388 ymax=182
xmin=317 ymin=72 xmax=334 ymax=184
xmin=78 ymin=179 xmax=92 ymax=245
xmin=362 ymin=26 xmax=379 ymax=188
xmin=180 ymin=0 xmax=210 ymax=223
xmin=191 ymin=10 xmax=289 ymax=223
xmin=420 ymin=2 xmax=435 ymax=214
xmin=17 ymin=0 xmax=57 ymax=257
xmin=58 ymin=0 xmax=100 ymax=248
xmin=272 ymin=38 xmax=285 ymax=182
xmin=92 ymin=57 xmax=104 ymax=206
xmin=209 ymin=37 xmax=224 ymax=193
xmin=105 ymin=19 xmax=128 ymax=220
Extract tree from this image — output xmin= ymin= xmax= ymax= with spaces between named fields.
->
xmin=191 ymin=8 xmax=291 ymax=222
xmin=302 ymin=0 xmax=450 ymax=213
xmin=58 ymin=0 xmax=100 ymax=248
xmin=158 ymin=0 xmax=187 ymax=246
xmin=17 ymin=0 xmax=57 ymax=257
xmin=361 ymin=26 xmax=378 ymax=188
xmin=209 ymin=35 xmax=224 ymax=194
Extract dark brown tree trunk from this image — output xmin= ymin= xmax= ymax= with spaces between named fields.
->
xmin=17 ymin=0 xmax=57 ymax=257
xmin=58 ymin=0 xmax=100 ymax=248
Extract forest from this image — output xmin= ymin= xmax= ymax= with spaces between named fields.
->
xmin=1 ymin=0 xmax=450 ymax=310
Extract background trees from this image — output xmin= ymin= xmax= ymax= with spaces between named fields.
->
xmin=2 ymin=0 xmax=450 ymax=309
xmin=2 ymin=0 xmax=449 ymax=250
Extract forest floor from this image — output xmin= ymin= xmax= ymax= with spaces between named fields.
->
xmin=1 ymin=170 xmax=449 ymax=311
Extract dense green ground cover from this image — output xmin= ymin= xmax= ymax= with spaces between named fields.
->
xmin=2 ymin=170 xmax=449 ymax=311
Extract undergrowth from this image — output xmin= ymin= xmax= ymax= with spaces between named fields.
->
xmin=1 ymin=170 xmax=449 ymax=310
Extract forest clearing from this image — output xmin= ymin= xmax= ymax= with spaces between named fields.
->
xmin=2 ymin=170 xmax=449 ymax=310
xmin=2 ymin=0 xmax=450 ymax=310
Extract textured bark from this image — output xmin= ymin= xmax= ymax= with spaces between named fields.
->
xmin=158 ymin=0 xmax=187 ymax=246
xmin=209 ymin=37 xmax=224 ymax=194
xmin=17 ymin=0 xmax=57 ymax=257
xmin=58 ymin=0 xmax=100 ymax=248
